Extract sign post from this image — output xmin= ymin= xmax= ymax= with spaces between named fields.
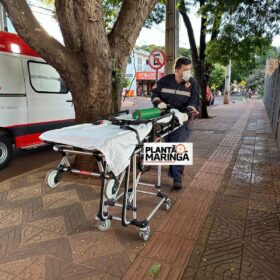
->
xmin=148 ymin=50 xmax=166 ymax=82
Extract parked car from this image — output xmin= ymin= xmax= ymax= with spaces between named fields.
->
xmin=206 ymin=86 xmax=215 ymax=106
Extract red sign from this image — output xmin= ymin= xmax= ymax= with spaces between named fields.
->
xmin=148 ymin=50 xmax=166 ymax=70
xmin=136 ymin=71 xmax=164 ymax=80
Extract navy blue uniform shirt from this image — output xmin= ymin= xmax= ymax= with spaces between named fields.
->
xmin=151 ymin=74 xmax=200 ymax=113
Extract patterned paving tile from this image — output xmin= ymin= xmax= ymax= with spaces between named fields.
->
xmin=195 ymin=258 xmax=241 ymax=280
xmin=7 ymin=184 xmax=42 ymax=202
xmin=249 ymin=192 xmax=278 ymax=213
xmin=0 ymin=181 xmax=10 ymax=192
xmin=21 ymin=217 xmax=67 ymax=246
xmin=0 ymin=226 xmax=21 ymax=258
xmin=0 ymin=256 xmax=45 ymax=280
xmin=0 ymin=208 xmax=22 ymax=228
xmin=42 ymin=190 xmax=80 ymax=209
xmin=69 ymin=230 xmax=124 ymax=266
xmin=207 ymin=216 xmax=245 ymax=246
xmin=81 ymin=200 xmax=100 ymax=221
xmin=246 ymin=209 xmax=279 ymax=236
xmin=45 ymin=256 xmax=99 ymax=280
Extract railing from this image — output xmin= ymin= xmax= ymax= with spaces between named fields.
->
xmin=263 ymin=59 xmax=280 ymax=147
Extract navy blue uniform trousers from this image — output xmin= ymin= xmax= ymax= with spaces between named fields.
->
xmin=165 ymin=123 xmax=191 ymax=182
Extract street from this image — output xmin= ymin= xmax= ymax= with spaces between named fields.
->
xmin=0 ymin=95 xmax=242 ymax=182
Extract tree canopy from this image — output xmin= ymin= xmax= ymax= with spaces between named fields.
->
xmin=178 ymin=0 xmax=280 ymax=117
xmin=208 ymin=63 xmax=226 ymax=91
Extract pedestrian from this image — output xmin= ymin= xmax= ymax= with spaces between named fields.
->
xmin=151 ymin=57 xmax=200 ymax=190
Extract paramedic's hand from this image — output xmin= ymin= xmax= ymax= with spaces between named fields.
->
xmin=187 ymin=106 xmax=199 ymax=118
xmin=158 ymin=102 xmax=167 ymax=110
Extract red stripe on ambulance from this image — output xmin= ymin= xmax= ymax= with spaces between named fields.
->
xmin=0 ymin=31 xmax=40 ymax=57
xmin=15 ymin=133 xmax=43 ymax=148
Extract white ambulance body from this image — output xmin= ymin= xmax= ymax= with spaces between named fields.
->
xmin=0 ymin=31 xmax=75 ymax=169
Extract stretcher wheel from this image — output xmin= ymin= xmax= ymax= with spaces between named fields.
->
xmin=163 ymin=198 xmax=171 ymax=211
xmin=45 ymin=170 xmax=60 ymax=188
xmin=105 ymin=179 xmax=117 ymax=199
xmin=97 ymin=219 xmax=111 ymax=231
xmin=139 ymin=226 xmax=150 ymax=241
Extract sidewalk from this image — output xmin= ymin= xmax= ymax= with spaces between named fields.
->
xmin=0 ymin=98 xmax=279 ymax=279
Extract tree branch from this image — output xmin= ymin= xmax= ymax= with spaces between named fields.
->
xmin=178 ymin=0 xmax=199 ymax=66
xmin=55 ymin=0 xmax=81 ymax=50
xmin=73 ymin=0 xmax=110 ymax=68
xmin=108 ymin=0 xmax=158 ymax=69
xmin=199 ymin=0 xmax=206 ymax=61
xmin=210 ymin=13 xmax=222 ymax=42
xmin=0 ymin=0 xmax=72 ymax=74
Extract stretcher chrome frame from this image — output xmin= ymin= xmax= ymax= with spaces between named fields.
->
xmin=45 ymin=110 xmax=181 ymax=240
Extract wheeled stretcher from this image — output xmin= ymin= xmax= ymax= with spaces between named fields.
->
xmin=40 ymin=109 xmax=188 ymax=240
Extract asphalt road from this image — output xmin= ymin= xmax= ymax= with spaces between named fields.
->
xmin=0 ymin=95 xmax=241 ymax=182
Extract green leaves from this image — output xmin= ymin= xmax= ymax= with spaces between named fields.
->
xmin=208 ymin=63 xmax=226 ymax=90
xmin=144 ymin=3 xmax=166 ymax=28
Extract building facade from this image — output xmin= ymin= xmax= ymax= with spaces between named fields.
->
xmin=125 ymin=49 xmax=164 ymax=97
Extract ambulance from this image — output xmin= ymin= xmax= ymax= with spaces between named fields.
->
xmin=0 ymin=31 xmax=75 ymax=169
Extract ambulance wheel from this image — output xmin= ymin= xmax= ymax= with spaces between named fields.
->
xmin=45 ymin=170 xmax=60 ymax=188
xmin=0 ymin=135 xmax=12 ymax=170
xmin=97 ymin=219 xmax=111 ymax=231
xmin=139 ymin=226 xmax=151 ymax=241
xmin=163 ymin=198 xmax=171 ymax=211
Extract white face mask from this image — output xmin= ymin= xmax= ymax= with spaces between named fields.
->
xmin=182 ymin=70 xmax=192 ymax=82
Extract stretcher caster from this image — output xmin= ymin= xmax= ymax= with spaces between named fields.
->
xmin=105 ymin=179 xmax=119 ymax=200
xmin=45 ymin=170 xmax=61 ymax=188
xmin=139 ymin=226 xmax=151 ymax=241
xmin=163 ymin=198 xmax=171 ymax=211
xmin=97 ymin=219 xmax=111 ymax=231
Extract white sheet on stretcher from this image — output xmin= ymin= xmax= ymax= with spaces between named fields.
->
xmin=40 ymin=109 xmax=188 ymax=176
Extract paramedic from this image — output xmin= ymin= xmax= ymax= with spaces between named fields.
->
xmin=151 ymin=57 xmax=200 ymax=190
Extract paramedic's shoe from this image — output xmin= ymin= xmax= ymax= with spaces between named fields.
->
xmin=172 ymin=180 xmax=182 ymax=190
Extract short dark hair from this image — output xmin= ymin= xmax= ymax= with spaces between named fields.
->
xmin=174 ymin=57 xmax=192 ymax=69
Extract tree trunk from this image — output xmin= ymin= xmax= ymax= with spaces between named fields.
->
xmin=223 ymin=60 xmax=231 ymax=104
xmin=195 ymin=64 xmax=209 ymax=119
xmin=70 ymin=68 xmax=114 ymax=123
xmin=179 ymin=1 xmax=210 ymax=118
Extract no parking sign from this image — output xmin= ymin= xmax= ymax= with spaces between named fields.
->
xmin=148 ymin=50 xmax=166 ymax=70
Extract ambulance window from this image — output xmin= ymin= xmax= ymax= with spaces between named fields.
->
xmin=28 ymin=61 xmax=68 ymax=94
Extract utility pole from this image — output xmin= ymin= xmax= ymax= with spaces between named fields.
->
xmin=0 ymin=3 xmax=7 ymax=31
xmin=223 ymin=60 xmax=231 ymax=104
xmin=165 ymin=0 xmax=179 ymax=75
